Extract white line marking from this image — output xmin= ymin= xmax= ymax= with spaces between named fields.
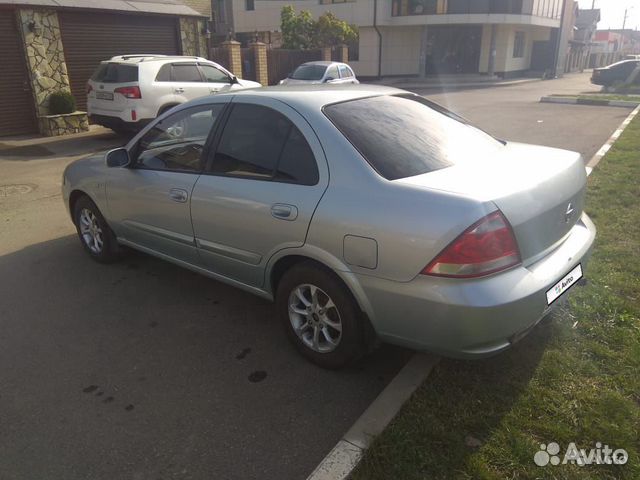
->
xmin=306 ymin=354 xmax=439 ymax=480
xmin=587 ymin=105 xmax=640 ymax=175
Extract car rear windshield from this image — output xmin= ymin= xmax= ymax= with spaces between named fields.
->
xmin=323 ymin=94 xmax=504 ymax=180
xmin=91 ymin=63 xmax=138 ymax=83
xmin=290 ymin=65 xmax=326 ymax=80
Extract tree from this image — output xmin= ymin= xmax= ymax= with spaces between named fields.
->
xmin=280 ymin=6 xmax=358 ymax=50
xmin=281 ymin=5 xmax=315 ymax=50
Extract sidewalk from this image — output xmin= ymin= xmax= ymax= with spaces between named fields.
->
xmin=0 ymin=125 xmax=127 ymax=160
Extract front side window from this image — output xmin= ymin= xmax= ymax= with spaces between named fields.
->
xmin=209 ymin=104 xmax=318 ymax=185
xmin=324 ymin=94 xmax=503 ymax=181
xmin=172 ymin=64 xmax=203 ymax=82
xmin=135 ymin=105 xmax=223 ymax=172
xmin=325 ymin=65 xmax=339 ymax=80
xmin=338 ymin=65 xmax=352 ymax=78
xmin=200 ymin=64 xmax=231 ymax=83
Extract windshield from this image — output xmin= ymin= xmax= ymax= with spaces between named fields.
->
xmin=323 ymin=94 xmax=504 ymax=181
xmin=290 ymin=64 xmax=327 ymax=80
xmin=91 ymin=63 xmax=138 ymax=83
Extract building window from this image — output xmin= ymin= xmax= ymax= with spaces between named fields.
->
xmin=246 ymin=0 xmax=254 ymax=10
xmin=513 ymin=31 xmax=525 ymax=58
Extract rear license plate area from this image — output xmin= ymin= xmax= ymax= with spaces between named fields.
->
xmin=546 ymin=264 xmax=583 ymax=306
xmin=96 ymin=92 xmax=114 ymax=100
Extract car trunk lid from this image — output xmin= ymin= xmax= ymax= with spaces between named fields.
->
xmin=396 ymin=142 xmax=587 ymax=264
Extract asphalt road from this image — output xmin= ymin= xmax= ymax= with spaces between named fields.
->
xmin=0 ymin=72 xmax=633 ymax=480
xmin=415 ymin=72 xmax=630 ymax=161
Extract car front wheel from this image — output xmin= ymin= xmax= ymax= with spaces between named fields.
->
xmin=73 ymin=195 xmax=121 ymax=263
xmin=276 ymin=263 xmax=366 ymax=369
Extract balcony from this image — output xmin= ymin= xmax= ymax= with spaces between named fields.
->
xmin=391 ymin=0 xmax=563 ymax=19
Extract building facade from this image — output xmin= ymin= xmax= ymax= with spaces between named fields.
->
xmin=0 ymin=0 xmax=206 ymax=137
xmin=220 ymin=0 xmax=573 ymax=78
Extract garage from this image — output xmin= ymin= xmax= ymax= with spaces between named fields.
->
xmin=0 ymin=10 xmax=38 ymax=136
xmin=59 ymin=11 xmax=181 ymax=111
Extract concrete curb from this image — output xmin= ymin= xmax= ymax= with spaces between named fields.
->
xmin=586 ymin=104 xmax=640 ymax=175
xmin=541 ymin=96 xmax=640 ymax=108
xmin=306 ymin=353 xmax=439 ymax=480
xmin=385 ymin=78 xmax=540 ymax=91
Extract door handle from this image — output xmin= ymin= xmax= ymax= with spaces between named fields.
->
xmin=174 ymin=88 xmax=185 ymax=94
xmin=169 ymin=188 xmax=188 ymax=203
xmin=210 ymin=88 xmax=219 ymax=94
xmin=271 ymin=204 xmax=298 ymax=221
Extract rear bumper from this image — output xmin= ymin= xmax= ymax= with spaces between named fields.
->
xmin=357 ymin=212 xmax=596 ymax=358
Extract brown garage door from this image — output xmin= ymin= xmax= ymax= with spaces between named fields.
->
xmin=59 ymin=12 xmax=180 ymax=111
xmin=0 ymin=10 xmax=37 ymax=136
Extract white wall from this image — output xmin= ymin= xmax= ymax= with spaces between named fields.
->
xmin=479 ymin=24 xmax=551 ymax=74
xmin=380 ymin=26 xmax=422 ymax=76
xmin=232 ymin=0 xmax=373 ymax=32
xmin=349 ymin=27 xmax=380 ymax=77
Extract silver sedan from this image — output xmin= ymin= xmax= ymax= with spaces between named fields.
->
xmin=62 ymin=86 xmax=596 ymax=368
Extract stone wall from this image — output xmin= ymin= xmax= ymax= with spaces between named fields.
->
xmin=180 ymin=17 xmax=208 ymax=58
xmin=17 ymin=9 xmax=72 ymax=117
xmin=39 ymin=112 xmax=89 ymax=137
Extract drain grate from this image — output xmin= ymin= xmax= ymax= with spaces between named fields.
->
xmin=0 ymin=184 xmax=36 ymax=197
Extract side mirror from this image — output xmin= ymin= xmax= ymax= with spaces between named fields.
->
xmin=230 ymin=75 xmax=239 ymax=84
xmin=324 ymin=77 xmax=335 ymax=83
xmin=106 ymin=147 xmax=131 ymax=168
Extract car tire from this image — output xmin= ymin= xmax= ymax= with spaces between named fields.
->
xmin=276 ymin=262 xmax=366 ymax=369
xmin=73 ymin=195 xmax=122 ymax=263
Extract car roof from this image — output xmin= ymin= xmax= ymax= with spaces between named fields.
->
xmin=189 ymin=85 xmax=405 ymax=112
xmin=299 ymin=61 xmax=351 ymax=68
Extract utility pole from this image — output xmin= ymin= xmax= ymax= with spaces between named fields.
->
xmin=591 ymin=0 xmax=595 ymax=9
xmin=622 ymin=7 xmax=634 ymax=53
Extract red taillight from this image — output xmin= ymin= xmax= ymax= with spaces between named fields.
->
xmin=114 ymin=86 xmax=141 ymax=99
xmin=86 ymin=83 xmax=93 ymax=94
xmin=422 ymin=211 xmax=521 ymax=278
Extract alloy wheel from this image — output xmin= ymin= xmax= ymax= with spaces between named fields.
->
xmin=288 ymin=284 xmax=342 ymax=353
xmin=79 ymin=208 xmax=104 ymax=254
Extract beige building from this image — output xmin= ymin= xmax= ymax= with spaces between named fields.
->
xmin=223 ymin=0 xmax=568 ymax=78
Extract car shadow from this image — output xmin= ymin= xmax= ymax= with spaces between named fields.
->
xmin=0 ymin=234 xmax=410 ymax=480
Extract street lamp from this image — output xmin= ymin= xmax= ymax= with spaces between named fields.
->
xmin=622 ymin=6 xmax=635 ymax=53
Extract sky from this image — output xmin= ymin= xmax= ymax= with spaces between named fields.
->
xmin=578 ymin=0 xmax=640 ymax=31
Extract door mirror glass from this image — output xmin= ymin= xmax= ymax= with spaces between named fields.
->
xmin=106 ymin=148 xmax=131 ymax=168
xmin=324 ymin=77 xmax=335 ymax=82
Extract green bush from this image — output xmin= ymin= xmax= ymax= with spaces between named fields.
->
xmin=48 ymin=91 xmax=76 ymax=115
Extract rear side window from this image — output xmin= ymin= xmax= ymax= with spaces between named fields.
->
xmin=324 ymin=94 xmax=503 ymax=181
xmin=91 ymin=63 xmax=138 ymax=83
xmin=209 ymin=104 xmax=318 ymax=185
xmin=172 ymin=64 xmax=202 ymax=82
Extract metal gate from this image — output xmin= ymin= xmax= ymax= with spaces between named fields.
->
xmin=59 ymin=12 xmax=180 ymax=111
xmin=0 ymin=10 xmax=37 ymax=136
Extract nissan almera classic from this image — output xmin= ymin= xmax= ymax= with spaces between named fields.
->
xmin=62 ymin=85 xmax=595 ymax=368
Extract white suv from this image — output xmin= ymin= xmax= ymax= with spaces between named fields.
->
xmin=87 ymin=55 xmax=261 ymax=133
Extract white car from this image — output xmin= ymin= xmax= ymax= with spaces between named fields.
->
xmin=279 ymin=61 xmax=359 ymax=86
xmin=87 ymin=55 xmax=261 ymax=133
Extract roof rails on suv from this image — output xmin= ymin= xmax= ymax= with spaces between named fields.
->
xmin=109 ymin=54 xmax=209 ymax=63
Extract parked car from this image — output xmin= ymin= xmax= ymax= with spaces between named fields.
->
xmin=279 ymin=61 xmax=359 ymax=85
xmin=591 ymin=59 xmax=640 ymax=87
xmin=63 ymin=86 xmax=595 ymax=369
xmin=87 ymin=55 xmax=261 ymax=133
